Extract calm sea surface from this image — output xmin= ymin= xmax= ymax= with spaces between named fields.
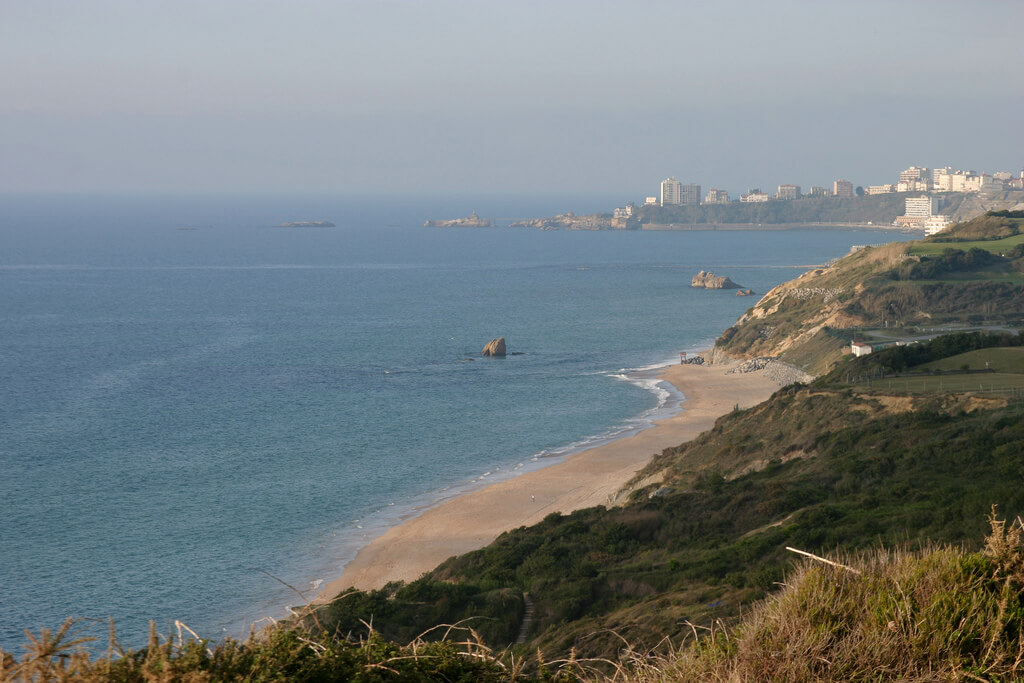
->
xmin=0 ymin=194 xmax=917 ymax=650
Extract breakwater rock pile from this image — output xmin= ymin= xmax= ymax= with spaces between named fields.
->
xmin=727 ymin=356 xmax=814 ymax=385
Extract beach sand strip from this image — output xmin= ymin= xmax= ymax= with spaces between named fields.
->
xmin=316 ymin=358 xmax=781 ymax=600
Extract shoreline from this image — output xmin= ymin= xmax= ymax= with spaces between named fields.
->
xmin=315 ymin=357 xmax=783 ymax=601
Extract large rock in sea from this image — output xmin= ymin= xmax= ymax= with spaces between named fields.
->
xmin=691 ymin=270 xmax=741 ymax=289
xmin=482 ymin=337 xmax=506 ymax=357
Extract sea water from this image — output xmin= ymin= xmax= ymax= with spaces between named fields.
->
xmin=0 ymin=194 xmax=917 ymax=650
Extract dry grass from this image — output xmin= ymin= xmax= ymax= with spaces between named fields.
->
xmin=596 ymin=508 xmax=1024 ymax=682
xmin=5 ymin=511 xmax=1024 ymax=681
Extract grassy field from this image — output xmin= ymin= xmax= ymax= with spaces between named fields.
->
xmin=854 ymin=372 xmax=1024 ymax=394
xmin=910 ymin=230 xmax=1024 ymax=256
xmin=919 ymin=347 xmax=1024 ymax=373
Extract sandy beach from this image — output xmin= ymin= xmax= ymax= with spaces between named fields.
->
xmin=316 ymin=358 xmax=782 ymax=601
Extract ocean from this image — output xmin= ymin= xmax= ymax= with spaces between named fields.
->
xmin=0 ymin=194 xmax=917 ymax=651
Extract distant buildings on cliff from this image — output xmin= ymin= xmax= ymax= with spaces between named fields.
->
xmin=638 ymin=164 xmax=1023 ymax=234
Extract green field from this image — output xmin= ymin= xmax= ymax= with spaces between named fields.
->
xmin=910 ymin=230 xmax=1024 ymax=256
xmin=854 ymin=372 xmax=1024 ymax=394
xmin=919 ymin=347 xmax=1024 ymax=373
xmin=851 ymin=347 xmax=1024 ymax=394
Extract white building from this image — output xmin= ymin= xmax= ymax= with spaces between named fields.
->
xmin=644 ymin=196 xmax=659 ymax=206
xmin=924 ymin=215 xmax=953 ymax=236
xmin=866 ymin=184 xmax=894 ymax=195
xmin=932 ymin=166 xmax=954 ymax=191
xmin=740 ymin=189 xmax=770 ymax=203
xmin=900 ymin=166 xmax=930 ymax=188
xmin=660 ymin=177 xmax=683 ymax=206
xmin=905 ymin=195 xmax=939 ymax=218
xmin=704 ymin=188 xmax=730 ymax=204
xmin=851 ymin=342 xmax=873 ymax=357
xmin=894 ymin=195 xmax=939 ymax=227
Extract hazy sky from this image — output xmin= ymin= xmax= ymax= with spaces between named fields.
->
xmin=2 ymin=0 xmax=1022 ymax=198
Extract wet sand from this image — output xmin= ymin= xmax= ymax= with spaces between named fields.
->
xmin=315 ymin=358 xmax=781 ymax=600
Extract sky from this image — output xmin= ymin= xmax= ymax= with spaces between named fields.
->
xmin=2 ymin=0 xmax=1023 ymax=199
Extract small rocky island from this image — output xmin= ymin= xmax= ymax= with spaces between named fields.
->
xmin=279 ymin=220 xmax=335 ymax=227
xmin=692 ymin=270 xmax=744 ymax=290
xmin=425 ymin=212 xmax=492 ymax=228
xmin=481 ymin=337 xmax=506 ymax=357
xmin=510 ymin=212 xmax=615 ymax=231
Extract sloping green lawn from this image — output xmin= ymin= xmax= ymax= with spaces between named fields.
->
xmin=911 ymin=231 xmax=1024 ymax=256
xmin=919 ymin=347 xmax=1024 ymax=373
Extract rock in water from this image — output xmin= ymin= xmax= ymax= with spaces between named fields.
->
xmin=691 ymin=270 xmax=742 ymax=289
xmin=482 ymin=337 xmax=507 ymax=357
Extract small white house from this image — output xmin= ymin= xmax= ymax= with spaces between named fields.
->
xmin=851 ymin=341 xmax=873 ymax=357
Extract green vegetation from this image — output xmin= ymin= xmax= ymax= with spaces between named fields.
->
xmin=620 ymin=513 xmax=1024 ymax=682
xmin=820 ymin=331 xmax=1024 ymax=379
xmin=304 ymin=334 xmax=1024 ymax=663
xmin=925 ymin=210 xmax=1024 ymax=244
xmin=11 ymin=214 xmax=1024 ymax=680
xmin=921 ymin=347 xmax=1024 ymax=373
xmin=9 ymin=513 xmax=1024 ymax=681
xmin=0 ymin=621 xmax=557 ymax=682
xmin=713 ymin=212 xmax=1024 ymax=373
xmin=637 ymin=193 xmax=912 ymax=226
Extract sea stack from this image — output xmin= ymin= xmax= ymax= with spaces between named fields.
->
xmin=691 ymin=270 xmax=742 ymax=289
xmin=482 ymin=337 xmax=507 ymax=357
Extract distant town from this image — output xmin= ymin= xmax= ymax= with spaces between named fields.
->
xmin=624 ymin=165 xmax=1024 ymax=235
xmin=426 ymin=164 xmax=1024 ymax=233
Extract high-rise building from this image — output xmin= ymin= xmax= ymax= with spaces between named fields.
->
xmin=932 ymin=166 xmax=954 ymax=191
xmin=776 ymin=184 xmax=801 ymax=200
xmin=900 ymin=166 xmax=930 ymax=188
xmin=660 ymin=177 xmax=683 ymax=206
xmin=681 ymin=183 xmax=702 ymax=206
xmin=808 ymin=186 xmax=830 ymax=197
xmin=833 ymin=179 xmax=854 ymax=198
xmin=894 ymin=195 xmax=939 ymax=227
xmin=904 ymin=195 xmax=938 ymax=218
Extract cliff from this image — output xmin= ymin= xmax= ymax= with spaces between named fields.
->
xmin=712 ymin=211 xmax=1024 ymax=375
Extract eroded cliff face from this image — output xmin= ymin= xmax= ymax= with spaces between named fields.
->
xmin=711 ymin=242 xmax=912 ymax=374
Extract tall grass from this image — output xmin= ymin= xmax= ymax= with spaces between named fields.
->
xmin=5 ymin=511 xmax=1023 ymax=681
xmin=601 ymin=508 xmax=1024 ymax=682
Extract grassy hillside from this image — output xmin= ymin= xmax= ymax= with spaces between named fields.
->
xmin=712 ymin=211 xmax=1024 ymax=374
xmin=637 ymin=193 xmax=911 ymax=226
xmin=305 ymin=334 xmax=1024 ymax=663
xmin=617 ymin=514 xmax=1024 ymax=682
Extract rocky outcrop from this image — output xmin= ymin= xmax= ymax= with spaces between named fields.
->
xmin=280 ymin=220 xmax=335 ymax=227
xmin=425 ymin=212 xmax=492 ymax=228
xmin=736 ymin=289 xmax=755 ymax=296
xmin=691 ymin=271 xmax=742 ymax=289
xmin=510 ymin=212 xmax=615 ymax=231
xmin=482 ymin=337 xmax=506 ymax=357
